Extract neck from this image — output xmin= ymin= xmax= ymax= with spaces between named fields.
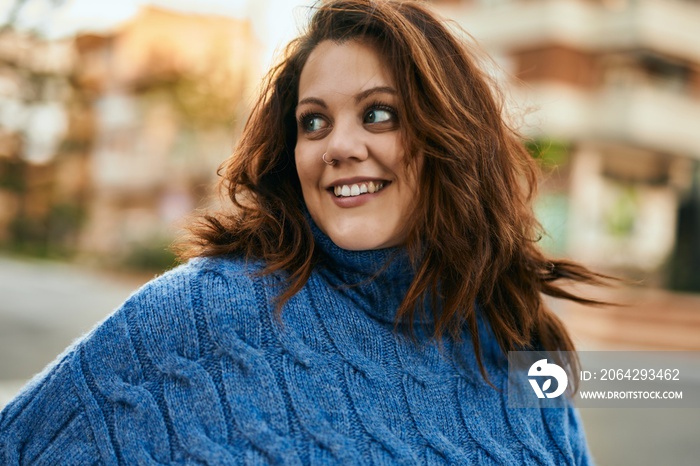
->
xmin=305 ymin=210 xmax=427 ymax=324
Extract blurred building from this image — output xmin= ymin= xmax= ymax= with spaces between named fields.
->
xmin=434 ymin=0 xmax=700 ymax=291
xmin=432 ymin=0 xmax=700 ymax=349
xmin=0 ymin=6 xmax=260 ymax=268
xmin=72 ymin=6 xmax=260 ymax=267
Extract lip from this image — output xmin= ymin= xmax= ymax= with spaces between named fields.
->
xmin=326 ymin=179 xmax=391 ymax=208
xmin=325 ymin=176 xmax=389 ymax=190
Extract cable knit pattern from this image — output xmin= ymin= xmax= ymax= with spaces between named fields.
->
xmin=0 ymin=221 xmax=595 ymax=465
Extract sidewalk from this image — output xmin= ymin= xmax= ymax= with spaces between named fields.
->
xmin=557 ymin=285 xmax=700 ymax=351
xmin=555 ymin=285 xmax=700 ymax=466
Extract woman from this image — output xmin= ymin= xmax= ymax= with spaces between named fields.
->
xmin=0 ymin=0 xmax=606 ymax=464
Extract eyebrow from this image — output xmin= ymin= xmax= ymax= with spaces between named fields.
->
xmin=296 ymin=86 xmax=397 ymax=110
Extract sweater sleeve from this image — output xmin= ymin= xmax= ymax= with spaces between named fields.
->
xmin=0 ymin=261 xmax=206 ymax=465
xmin=0 ymin=349 xmax=103 ymax=465
xmin=0 ymin=289 xmax=174 ymax=466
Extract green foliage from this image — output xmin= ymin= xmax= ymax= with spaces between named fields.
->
xmin=47 ymin=201 xmax=85 ymax=244
xmin=667 ymin=169 xmax=700 ymax=292
xmin=121 ymin=238 xmax=179 ymax=273
xmin=3 ymin=201 xmax=86 ymax=259
xmin=7 ymin=216 xmax=49 ymax=257
xmin=144 ymin=43 xmax=245 ymax=130
xmin=603 ymin=185 xmax=637 ymax=238
xmin=171 ymin=74 xmax=239 ymax=129
xmin=526 ymin=139 xmax=570 ymax=168
xmin=0 ymin=159 xmax=26 ymax=192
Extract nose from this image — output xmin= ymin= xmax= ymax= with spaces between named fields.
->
xmin=324 ymin=116 xmax=369 ymax=164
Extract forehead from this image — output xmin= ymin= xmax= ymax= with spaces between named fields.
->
xmin=298 ymin=40 xmax=395 ymax=101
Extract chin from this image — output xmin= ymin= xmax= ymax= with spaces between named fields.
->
xmin=308 ymin=205 xmax=406 ymax=251
xmin=324 ymin=225 xmax=401 ymax=251
xmin=331 ymin=236 xmax=385 ymax=251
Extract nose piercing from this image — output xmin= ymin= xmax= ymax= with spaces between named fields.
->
xmin=322 ymin=152 xmax=336 ymax=166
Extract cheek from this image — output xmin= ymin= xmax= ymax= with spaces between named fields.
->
xmin=294 ymin=147 xmax=320 ymax=195
xmin=396 ymin=158 xmax=422 ymax=209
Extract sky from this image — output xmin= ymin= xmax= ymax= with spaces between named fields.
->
xmin=1 ymin=0 xmax=316 ymax=69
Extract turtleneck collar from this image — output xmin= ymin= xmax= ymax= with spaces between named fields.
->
xmin=304 ymin=209 xmax=428 ymax=324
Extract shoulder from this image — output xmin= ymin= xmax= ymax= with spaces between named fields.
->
xmin=118 ymin=255 xmax=269 ymax=325
xmin=129 ymin=255 xmax=264 ymax=305
xmin=11 ymin=254 xmax=272 ymax=402
xmin=0 ymin=256 xmax=271 ymax=464
xmin=83 ymin=255 xmax=269 ymax=358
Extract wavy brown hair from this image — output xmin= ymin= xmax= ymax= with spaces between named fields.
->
xmin=178 ymin=0 xmax=610 ymax=386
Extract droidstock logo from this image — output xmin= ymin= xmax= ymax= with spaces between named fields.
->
xmin=528 ymin=359 xmax=568 ymax=399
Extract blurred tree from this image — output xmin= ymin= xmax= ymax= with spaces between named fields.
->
xmin=1 ymin=0 xmax=67 ymax=32
xmin=0 ymin=0 xmax=83 ymax=259
xmin=669 ymin=163 xmax=700 ymax=292
xmin=526 ymin=139 xmax=569 ymax=169
xmin=145 ymin=41 xmax=248 ymax=131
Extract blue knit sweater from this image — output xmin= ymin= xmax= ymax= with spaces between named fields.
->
xmin=0 ymin=221 xmax=594 ymax=465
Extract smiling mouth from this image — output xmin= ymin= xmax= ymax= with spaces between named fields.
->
xmin=331 ymin=181 xmax=389 ymax=198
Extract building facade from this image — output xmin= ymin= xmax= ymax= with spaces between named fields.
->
xmin=72 ymin=7 xmax=261 ymax=267
xmin=434 ymin=0 xmax=700 ymax=292
xmin=0 ymin=7 xmax=261 ymax=267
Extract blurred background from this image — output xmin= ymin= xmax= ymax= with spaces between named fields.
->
xmin=0 ymin=0 xmax=698 ymax=464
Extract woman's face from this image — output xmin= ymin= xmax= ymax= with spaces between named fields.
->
xmin=295 ymin=40 xmax=420 ymax=250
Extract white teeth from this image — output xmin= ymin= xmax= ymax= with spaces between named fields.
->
xmin=333 ymin=181 xmax=386 ymax=198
